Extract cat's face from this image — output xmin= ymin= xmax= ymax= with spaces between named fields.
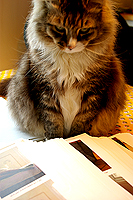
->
xmin=32 ymin=0 xmax=116 ymax=54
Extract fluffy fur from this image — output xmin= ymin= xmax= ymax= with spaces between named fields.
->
xmin=7 ymin=0 xmax=126 ymax=139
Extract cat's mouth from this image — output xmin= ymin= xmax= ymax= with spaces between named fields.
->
xmin=62 ymin=39 xmax=85 ymax=54
xmin=63 ymin=47 xmax=84 ymax=53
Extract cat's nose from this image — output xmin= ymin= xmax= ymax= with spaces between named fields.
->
xmin=67 ymin=38 xmax=77 ymax=50
xmin=67 ymin=45 xmax=75 ymax=50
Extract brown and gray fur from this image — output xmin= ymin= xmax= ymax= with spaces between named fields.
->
xmin=7 ymin=0 xmax=126 ymax=139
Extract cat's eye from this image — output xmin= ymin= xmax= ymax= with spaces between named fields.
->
xmin=55 ymin=25 xmax=66 ymax=33
xmin=79 ymin=28 xmax=91 ymax=35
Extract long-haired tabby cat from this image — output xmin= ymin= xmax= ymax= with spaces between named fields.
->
xmin=7 ymin=0 xmax=126 ymax=139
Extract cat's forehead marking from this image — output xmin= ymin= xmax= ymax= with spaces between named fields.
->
xmin=49 ymin=12 xmax=96 ymax=29
xmin=63 ymin=13 xmax=84 ymax=29
xmin=63 ymin=17 xmax=95 ymax=30
xmin=47 ymin=3 xmax=100 ymax=33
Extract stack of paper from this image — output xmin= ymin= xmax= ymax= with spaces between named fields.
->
xmin=0 ymin=133 xmax=133 ymax=200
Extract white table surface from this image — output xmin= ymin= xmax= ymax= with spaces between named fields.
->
xmin=0 ymin=97 xmax=32 ymax=146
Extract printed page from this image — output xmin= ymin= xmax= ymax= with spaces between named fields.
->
xmin=113 ymin=133 xmax=133 ymax=147
xmin=111 ymin=133 xmax=133 ymax=153
xmin=66 ymin=133 xmax=133 ymax=197
xmin=0 ymin=137 xmax=133 ymax=200
xmin=0 ymin=142 xmax=65 ymax=200
xmin=16 ymin=138 xmax=133 ymax=200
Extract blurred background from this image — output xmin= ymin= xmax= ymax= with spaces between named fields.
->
xmin=0 ymin=0 xmax=30 ymax=71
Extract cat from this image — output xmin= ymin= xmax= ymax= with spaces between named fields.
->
xmin=7 ymin=0 xmax=126 ymax=139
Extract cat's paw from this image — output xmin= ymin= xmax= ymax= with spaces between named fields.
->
xmin=44 ymin=120 xmax=64 ymax=139
xmin=69 ymin=121 xmax=84 ymax=137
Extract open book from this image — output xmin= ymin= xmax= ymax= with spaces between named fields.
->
xmin=0 ymin=133 xmax=133 ymax=200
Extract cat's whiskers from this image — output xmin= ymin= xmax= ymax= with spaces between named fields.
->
xmin=85 ymin=47 xmax=109 ymax=57
xmin=23 ymin=46 xmax=58 ymax=78
xmin=83 ymin=51 xmax=109 ymax=71
xmin=85 ymin=46 xmax=121 ymax=64
xmin=82 ymin=50 xmax=100 ymax=68
xmin=88 ymin=37 xmax=110 ymax=46
xmin=31 ymin=46 xmax=56 ymax=65
xmin=24 ymin=66 xmax=36 ymax=77
xmin=83 ymin=49 xmax=107 ymax=63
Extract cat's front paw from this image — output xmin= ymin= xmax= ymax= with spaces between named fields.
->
xmin=69 ymin=121 xmax=84 ymax=137
xmin=44 ymin=120 xmax=64 ymax=139
xmin=70 ymin=120 xmax=93 ymax=137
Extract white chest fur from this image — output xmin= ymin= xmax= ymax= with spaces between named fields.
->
xmin=46 ymin=48 xmax=92 ymax=136
xmin=59 ymin=88 xmax=81 ymax=136
xmin=53 ymin=51 xmax=90 ymax=136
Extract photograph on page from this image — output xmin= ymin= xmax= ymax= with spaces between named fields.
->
xmin=69 ymin=139 xmax=133 ymax=196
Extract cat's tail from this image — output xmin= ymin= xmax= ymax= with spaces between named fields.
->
xmin=0 ymin=78 xmax=11 ymax=98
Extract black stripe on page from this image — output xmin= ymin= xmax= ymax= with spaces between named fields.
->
xmin=109 ymin=173 xmax=133 ymax=195
xmin=70 ymin=140 xmax=111 ymax=171
xmin=112 ymin=137 xmax=133 ymax=153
